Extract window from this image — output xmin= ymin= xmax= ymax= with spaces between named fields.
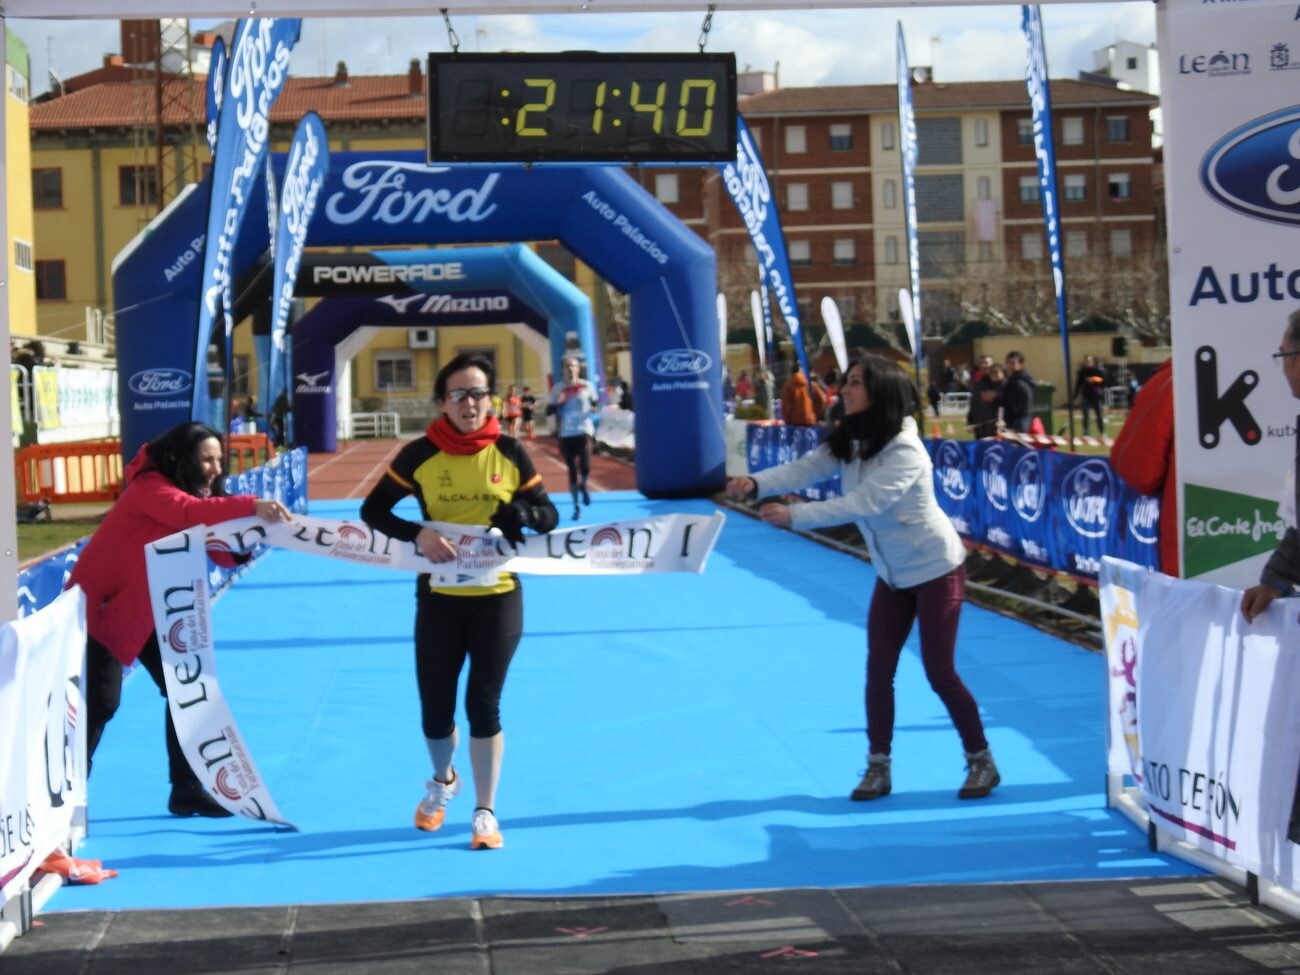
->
xmin=374 ymin=350 xmax=415 ymax=391
xmin=35 ymin=260 xmax=67 ymax=300
xmin=1064 ymin=173 xmax=1087 ymax=202
xmin=1106 ymin=116 xmax=1130 ymax=142
xmin=976 ymin=241 xmax=994 ymax=262
xmin=654 ymin=173 xmax=679 ymax=204
xmin=880 ymin=121 xmax=896 ymax=150
xmin=976 ymin=175 xmax=992 ymax=200
xmin=32 ymin=169 xmax=63 ymax=209
xmin=14 ymin=240 xmax=32 ymax=271
xmin=119 ymin=165 xmax=159 ymax=207
xmin=831 ymin=181 xmax=854 ymax=210
xmin=1021 ymin=233 xmax=1044 ymax=260
xmin=1018 ymin=175 xmax=1040 ymax=203
xmin=1110 ymin=228 xmax=1133 ymax=258
xmin=8 ymin=64 xmax=28 ymax=102
xmin=974 ymin=118 xmax=990 ymax=147
xmin=829 ymin=123 xmax=852 ymax=151
xmin=784 ymin=125 xmax=807 ymax=154
xmin=1108 ymin=172 xmax=1132 ymax=200
xmin=1062 ymin=116 xmax=1084 ymax=145
xmin=1126 ymin=56 xmax=1138 ymax=70
xmin=884 ymin=236 xmax=900 ymax=264
xmin=832 ymin=239 xmax=855 ymax=265
xmin=788 ymin=240 xmax=812 ymax=265
xmin=915 ymin=174 xmax=965 ymax=223
xmin=231 ymin=354 xmax=252 ymax=398
xmin=1017 ymin=118 xmax=1034 ymax=145
xmin=916 ymin=117 xmax=963 ymax=166
xmin=786 ymin=182 xmax=809 ymax=211
xmin=1066 ymin=230 xmax=1088 ymax=256
xmin=882 ymin=179 xmax=898 ymax=209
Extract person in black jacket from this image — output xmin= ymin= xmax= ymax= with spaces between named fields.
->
xmin=1001 ymin=351 xmax=1036 ymax=433
xmin=966 ymin=360 xmax=1004 ymax=439
xmin=1073 ymin=355 xmax=1107 ymax=435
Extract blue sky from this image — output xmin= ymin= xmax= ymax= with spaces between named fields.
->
xmin=14 ymin=6 xmax=1155 ymax=98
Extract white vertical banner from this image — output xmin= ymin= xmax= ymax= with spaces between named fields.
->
xmin=1098 ymin=558 xmax=1143 ymax=782
xmin=820 ymin=297 xmax=848 ymax=374
xmin=1102 ymin=557 xmax=1300 ymax=891
xmin=145 ymin=528 xmax=295 ymax=829
xmin=0 ymin=587 xmax=87 ymax=900
xmin=1160 ymin=0 xmax=1300 ymax=584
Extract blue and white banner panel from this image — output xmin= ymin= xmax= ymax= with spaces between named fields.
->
xmin=896 ymin=24 xmax=923 ymax=367
xmin=929 ymin=439 xmax=1159 ymax=580
xmin=1101 ymin=558 xmax=1300 ymax=893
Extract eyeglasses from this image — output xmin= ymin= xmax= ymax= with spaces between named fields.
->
xmin=444 ymin=386 xmax=491 ymax=404
xmin=1272 ymin=350 xmax=1300 ymax=365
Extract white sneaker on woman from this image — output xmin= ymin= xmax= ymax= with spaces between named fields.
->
xmin=470 ymin=807 xmax=503 ymax=850
xmin=414 ymin=771 xmax=461 ymax=831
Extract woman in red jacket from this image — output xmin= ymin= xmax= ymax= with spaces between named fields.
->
xmin=67 ymin=421 xmax=292 ymax=817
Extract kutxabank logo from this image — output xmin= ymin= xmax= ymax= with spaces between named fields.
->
xmin=935 ymin=441 xmax=972 ymax=501
xmin=647 ymin=348 xmax=711 ymax=377
xmin=1064 ymin=459 xmax=1115 ymax=540
xmin=1201 ymin=105 xmax=1300 ymax=225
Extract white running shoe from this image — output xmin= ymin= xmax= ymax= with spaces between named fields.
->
xmin=414 ymin=771 xmax=461 ymax=832
xmin=470 ymin=807 xmax=503 ymax=850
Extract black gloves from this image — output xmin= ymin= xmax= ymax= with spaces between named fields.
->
xmin=489 ymin=500 xmax=532 ymax=545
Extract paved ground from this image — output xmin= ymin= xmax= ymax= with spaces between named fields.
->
xmin=5 ymin=878 xmax=1299 ymax=973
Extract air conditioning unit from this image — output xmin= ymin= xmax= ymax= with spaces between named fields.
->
xmin=408 ymin=327 xmax=437 ymax=349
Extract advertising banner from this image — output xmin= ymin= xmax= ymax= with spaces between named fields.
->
xmin=928 ymin=438 xmax=1159 ymax=580
xmin=144 ymin=511 xmax=723 ymax=824
xmin=205 ymin=35 xmax=225 ymax=154
xmin=1101 ymin=558 xmax=1300 ymax=892
xmin=268 ymin=112 xmax=328 ymax=416
xmin=717 ymin=116 xmax=812 ymax=380
xmin=1021 ymin=5 xmax=1074 ymax=399
xmin=0 ymin=588 xmax=87 ymax=901
xmin=191 ymin=17 xmax=301 ymax=427
xmin=1159 ymin=0 xmax=1300 ymax=584
xmin=896 ymin=24 xmax=923 ymax=370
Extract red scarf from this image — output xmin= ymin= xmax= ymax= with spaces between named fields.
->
xmin=426 ymin=414 xmax=501 ymax=455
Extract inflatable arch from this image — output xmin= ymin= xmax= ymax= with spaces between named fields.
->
xmin=290 ymin=245 xmax=597 ymax=452
xmin=113 ymin=151 xmax=723 ymax=496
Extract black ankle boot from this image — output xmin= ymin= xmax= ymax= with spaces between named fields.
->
xmin=958 ymin=750 xmax=1000 ymax=799
xmin=168 ymin=783 xmax=234 ymax=818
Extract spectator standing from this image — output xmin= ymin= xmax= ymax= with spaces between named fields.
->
xmin=966 ymin=362 xmax=1005 ymax=439
xmin=67 ymin=421 xmax=293 ymax=817
xmin=1110 ymin=359 xmax=1177 ymax=575
xmin=734 ymin=370 xmax=754 ymax=400
xmin=361 ymin=353 xmax=559 ymax=850
xmin=1073 ymin=355 xmax=1107 ymax=435
xmin=725 ymin=354 xmax=1000 ymax=802
xmin=1001 ymin=351 xmax=1037 ymax=433
xmin=780 ymin=368 xmax=826 ymax=426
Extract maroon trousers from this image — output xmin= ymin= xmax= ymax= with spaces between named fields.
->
xmin=865 ymin=565 xmax=988 ymax=757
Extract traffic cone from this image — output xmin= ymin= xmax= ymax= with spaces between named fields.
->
xmin=1028 ymin=416 xmax=1046 ymax=436
xmin=931 ymin=423 xmax=942 ymax=439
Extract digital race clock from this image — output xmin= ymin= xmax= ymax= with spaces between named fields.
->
xmin=426 ymin=52 xmax=737 ymax=164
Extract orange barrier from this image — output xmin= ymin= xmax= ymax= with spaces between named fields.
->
xmin=15 ymin=440 xmax=124 ymax=504
xmin=227 ymin=433 xmax=275 ymax=473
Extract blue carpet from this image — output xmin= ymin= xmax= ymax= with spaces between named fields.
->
xmin=53 ymin=492 xmax=1197 ymax=911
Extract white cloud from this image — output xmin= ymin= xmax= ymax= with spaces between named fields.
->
xmin=12 ymin=5 xmax=1157 ymax=98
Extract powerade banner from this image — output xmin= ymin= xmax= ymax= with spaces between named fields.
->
xmin=718 ymin=116 xmax=812 ymax=381
xmin=268 ymin=112 xmax=328 ymax=418
xmin=1021 ymin=7 xmax=1075 ymax=400
xmin=896 ymin=24 xmax=923 ymax=369
xmin=929 ymin=439 xmax=1159 ymax=580
xmin=1159 ymin=0 xmax=1300 ymax=585
xmin=205 ymin=35 xmax=225 ymax=154
xmin=192 ymin=17 xmax=301 ymax=428
xmin=1101 ymin=558 xmax=1300 ymax=893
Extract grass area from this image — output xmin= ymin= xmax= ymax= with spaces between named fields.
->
xmin=925 ymin=409 xmax=1127 ymax=457
xmin=17 ymin=513 xmax=103 ymax=564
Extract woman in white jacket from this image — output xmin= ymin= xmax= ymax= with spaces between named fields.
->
xmin=726 ymin=355 xmax=999 ymax=801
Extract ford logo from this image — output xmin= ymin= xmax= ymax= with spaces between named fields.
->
xmin=1201 ymin=106 xmax=1300 ymax=225
xmin=1011 ymin=451 xmax=1047 ymax=524
xmin=128 ymin=368 xmax=193 ymax=396
xmin=1063 ymin=459 xmax=1115 ymax=539
xmin=647 ymin=348 xmax=712 ymax=377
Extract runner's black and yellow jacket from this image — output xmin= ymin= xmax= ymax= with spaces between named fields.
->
xmin=360 ymin=416 xmax=558 ymax=596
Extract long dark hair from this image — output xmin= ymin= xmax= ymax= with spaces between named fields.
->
xmin=434 ymin=353 xmax=496 ymax=401
xmin=141 ymin=421 xmax=229 ymax=497
xmin=826 ymin=355 xmax=920 ymax=462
